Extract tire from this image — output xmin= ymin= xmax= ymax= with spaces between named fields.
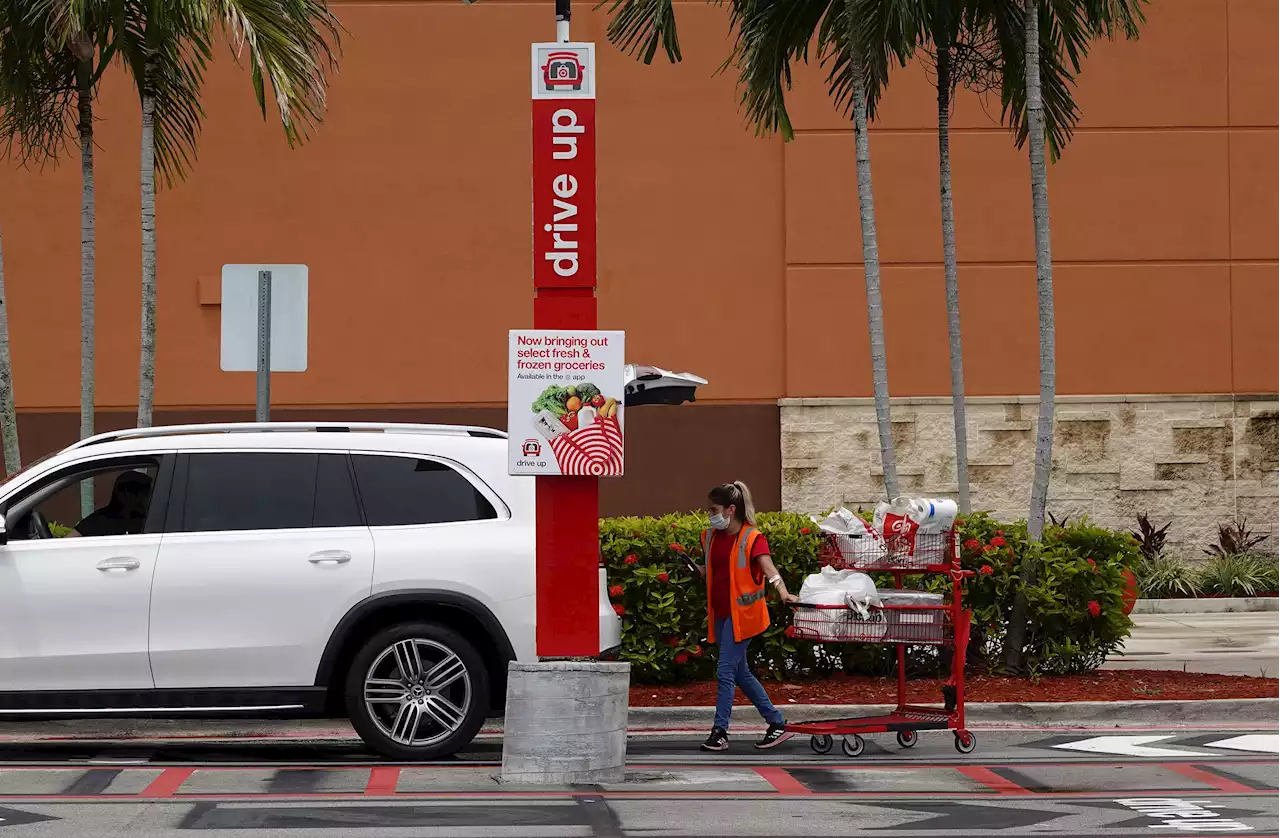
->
xmin=810 ymin=735 xmax=833 ymax=755
xmin=895 ymin=730 xmax=917 ymax=749
xmin=344 ymin=621 xmax=489 ymax=761
xmin=841 ymin=735 xmax=865 ymax=758
xmin=954 ymin=730 xmax=976 ymax=754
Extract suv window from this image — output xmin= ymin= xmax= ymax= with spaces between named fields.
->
xmin=178 ymin=452 xmax=363 ymax=533
xmin=352 ymin=455 xmax=497 ymax=527
xmin=4 ymin=458 xmax=161 ymax=541
xmin=182 ymin=453 xmax=318 ymax=533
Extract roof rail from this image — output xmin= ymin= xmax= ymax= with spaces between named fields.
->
xmin=66 ymin=422 xmax=508 ymax=451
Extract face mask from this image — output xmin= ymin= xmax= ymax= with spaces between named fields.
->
xmin=709 ymin=512 xmax=731 ymax=531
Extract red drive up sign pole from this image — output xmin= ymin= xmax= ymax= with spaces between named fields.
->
xmin=531 ymin=39 xmax=599 ymax=657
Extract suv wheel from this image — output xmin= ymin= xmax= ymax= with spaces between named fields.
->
xmin=344 ymin=622 xmax=489 ymax=761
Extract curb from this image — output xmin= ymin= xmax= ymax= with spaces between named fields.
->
xmin=1133 ymin=597 xmax=1278 ymax=614
xmin=624 ymin=698 xmax=1280 ymax=729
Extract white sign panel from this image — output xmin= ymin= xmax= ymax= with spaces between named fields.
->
xmin=220 ymin=264 xmax=309 ymax=372
xmin=508 ymin=330 xmax=624 ymax=476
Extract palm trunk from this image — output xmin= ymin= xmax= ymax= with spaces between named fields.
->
xmin=1023 ymin=0 xmax=1055 ymax=540
xmin=1004 ymin=0 xmax=1057 ymax=673
xmin=77 ymin=58 xmax=96 ymax=517
xmin=0 ymin=229 xmax=21 ymax=475
xmin=137 ymin=78 xmax=157 ymax=429
xmin=936 ymin=39 xmax=970 ymax=515
xmin=847 ymin=28 xmax=899 ymax=500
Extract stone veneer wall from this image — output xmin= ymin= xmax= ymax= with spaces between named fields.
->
xmin=780 ymin=395 xmax=1279 ymax=558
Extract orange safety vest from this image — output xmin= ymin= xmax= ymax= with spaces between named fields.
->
xmin=702 ymin=526 xmax=771 ymax=644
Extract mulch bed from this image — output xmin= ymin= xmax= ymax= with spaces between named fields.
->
xmin=630 ymin=670 xmax=1279 ymax=706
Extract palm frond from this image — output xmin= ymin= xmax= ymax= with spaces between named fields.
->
xmin=212 ymin=0 xmax=342 ymax=146
xmin=598 ymin=0 xmax=681 ymax=64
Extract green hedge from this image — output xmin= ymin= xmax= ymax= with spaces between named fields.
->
xmin=601 ymin=511 xmax=1136 ymax=683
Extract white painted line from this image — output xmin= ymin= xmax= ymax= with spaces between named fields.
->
xmin=1204 ymin=734 xmax=1280 ymax=754
xmin=1052 ymin=735 xmax=1205 ymax=758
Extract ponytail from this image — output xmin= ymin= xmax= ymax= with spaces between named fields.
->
xmin=709 ymin=481 xmax=757 ymax=525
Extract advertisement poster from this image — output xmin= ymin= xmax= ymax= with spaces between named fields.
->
xmin=509 ymin=330 xmax=624 ymax=476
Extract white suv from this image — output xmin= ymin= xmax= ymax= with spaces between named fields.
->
xmin=0 ymin=422 xmax=622 ymax=760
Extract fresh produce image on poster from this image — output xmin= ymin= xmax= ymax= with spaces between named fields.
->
xmin=508 ymin=331 xmax=624 ymax=476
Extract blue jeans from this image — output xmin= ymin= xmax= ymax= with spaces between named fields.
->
xmin=713 ymin=616 xmax=784 ymax=730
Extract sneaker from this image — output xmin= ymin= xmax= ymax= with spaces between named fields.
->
xmin=700 ymin=727 xmax=729 ymax=752
xmin=755 ymin=724 xmax=793 ymax=749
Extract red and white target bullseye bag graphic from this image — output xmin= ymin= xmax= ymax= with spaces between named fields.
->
xmin=549 ymin=415 xmax=623 ymax=476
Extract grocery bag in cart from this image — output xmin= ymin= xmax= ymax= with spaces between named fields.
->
xmin=872 ymin=497 xmax=958 ymax=566
xmin=812 ymin=508 xmax=887 ymax=567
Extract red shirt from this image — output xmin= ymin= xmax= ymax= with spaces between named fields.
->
xmin=709 ymin=529 xmax=770 ymax=621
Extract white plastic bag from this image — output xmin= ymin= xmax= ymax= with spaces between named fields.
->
xmin=798 ymin=567 xmax=881 ymax=618
xmin=812 ymin=508 xmax=887 ymax=565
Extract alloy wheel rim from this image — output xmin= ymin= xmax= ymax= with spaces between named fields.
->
xmin=364 ymin=638 xmax=472 ymax=747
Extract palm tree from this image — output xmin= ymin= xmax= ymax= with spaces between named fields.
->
xmin=601 ymin=0 xmax=906 ymax=498
xmin=120 ymin=0 xmax=341 ymax=428
xmin=977 ymin=0 xmax=1144 ymax=670
xmin=0 ymin=228 xmax=19 ymax=475
xmin=1 ymin=0 xmax=116 ymax=513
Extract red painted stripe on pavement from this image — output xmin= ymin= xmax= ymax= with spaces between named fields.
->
xmin=140 ymin=767 xmax=195 ymax=798
xmin=753 ymin=766 xmax=812 ymax=795
xmin=955 ymin=766 xmax=1032 ymax=795
xmin=365 ymin=766 xmax=401 ymax=796
xmin=1163 ymin=763 xmax=1257 ymax=793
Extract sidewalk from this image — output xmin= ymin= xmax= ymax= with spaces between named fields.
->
xmin=1104 ymin=612 xmax=1279 ymax=677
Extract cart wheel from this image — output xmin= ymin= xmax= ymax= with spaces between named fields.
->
xmin=953 ymin=730 xmax=976 ymax=754
xmin=841 ymin=735 xmax=865 ymax=758
xmin=810 ymin=735 xmax=833 ymax=755
xmin=895 ymin=730 xmax=918 ymax=749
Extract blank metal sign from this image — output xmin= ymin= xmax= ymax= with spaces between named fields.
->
xmin=220 ymin=264 xmax=309 ymax=373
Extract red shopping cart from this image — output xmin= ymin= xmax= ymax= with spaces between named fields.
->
xmin=784 ymin=529 xmax=977 ymax=757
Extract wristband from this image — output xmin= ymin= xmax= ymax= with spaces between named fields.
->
xmin=768 ymin=574 xmax=782 ymax=585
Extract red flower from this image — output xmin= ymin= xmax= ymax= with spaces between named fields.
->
xmin=665 ymin=636 xmax=680 ymax=647
xmin=980 ymin=565 xmax=994 ymax=576
xmin=1086 ymin=558 xmax=1096 ymax=566
xmin=624 ymin=554 xmax=639 ymax=565
xmin=690 ymin=645 xmax=703 ymax=657
xmin=800 ymin=527 xmax=812 ymax=535
xmin=674 ymin=653 xmax=689 ymax=665
xmin=964 ymin=539 xmax=981 ymax=551
xmin=983 ymin=544 xmax=996 ymax=553
xmin=657 ymin=572 xmax=670 ymax=583
xmin=1087 ymin=601 xmax=1101 ymax=617
xmin=995 ymin=530 xmax=1004 ymax=537
xmin=608 ymin=585 xmax=624 ymax=598
xmin=669 ymin=543 xmax=685 ymax=553
xmin=670 ymin=523 xmax=678 ymax=529
xmin=613 ymin=604 xmax=626 ymax=616
xmin=991 ymin=536 xmax=1007 ymax=548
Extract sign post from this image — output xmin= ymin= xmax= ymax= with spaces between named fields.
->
xmin=500 ymin=1 xmax=630 ymax=786
xmin=529 ymin=34 xmax=600 ymax=658
xmin=255 ymin=270 xmax=272 ymax=422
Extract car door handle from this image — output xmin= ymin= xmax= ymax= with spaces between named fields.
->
xmin=308 ymin=551 xmax=352 ymax=565
xmin=96 ymin=557 xmax=141 ymax=572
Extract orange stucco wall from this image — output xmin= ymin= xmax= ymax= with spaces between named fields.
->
xmin=0 ymin=0 xmax=1275 ymax=413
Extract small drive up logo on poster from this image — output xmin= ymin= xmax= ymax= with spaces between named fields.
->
xmin=509 ymin=330 xmax=624 ymax=477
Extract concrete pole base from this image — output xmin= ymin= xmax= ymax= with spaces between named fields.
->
xmin=500 ymin=660 xmax=631 ymax=785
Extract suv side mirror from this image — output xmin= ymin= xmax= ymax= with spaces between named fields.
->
xmin=623 ymin=364 xmax=708 ymax=408
xmin=0 ymin=516 xmax=8 ymax=546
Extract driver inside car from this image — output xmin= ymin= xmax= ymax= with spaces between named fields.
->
xmin=65 ymin=471 xmax=154 ymax=538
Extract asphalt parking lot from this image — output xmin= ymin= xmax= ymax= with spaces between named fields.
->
xmin=0 ymin=722 xmax=1274 ymax=837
